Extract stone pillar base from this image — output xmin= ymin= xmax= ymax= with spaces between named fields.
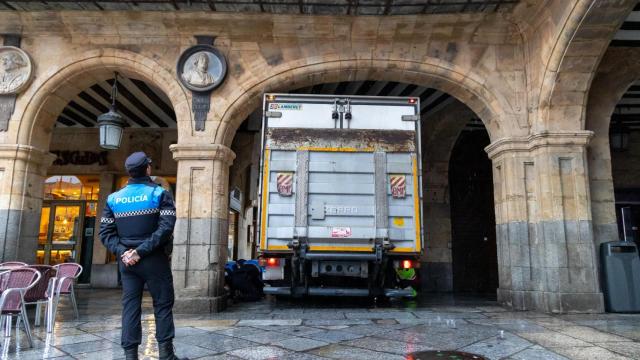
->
xmin=498 ymin=288 xmax=604 ymax=313
xmin=173 ymin=295 xmax=227 ymax=314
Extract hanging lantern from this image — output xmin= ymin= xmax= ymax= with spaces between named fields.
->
xmin=97 ymin=72 xmax=126 ymax=150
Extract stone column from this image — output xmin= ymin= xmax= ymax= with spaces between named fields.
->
xmin=92 ymin=173 xmax=114 ymax=265
xmin=0 ymin=145 xmax=55 ymax=262
xmin=170 ymin=143 xmax=235 ymax=313
xmin=90 ymin=173 xmax=118 ymax=288
xmin=422 ymin=162 xmax=453 ymax=291
xmin=486 ymin=132 xmax=604 ymax=313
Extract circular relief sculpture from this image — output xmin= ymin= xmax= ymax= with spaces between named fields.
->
xmin=0 ymin=46 xmax=33 ymax=95
xmin=176 ymin=45 xmax=227 ymax=93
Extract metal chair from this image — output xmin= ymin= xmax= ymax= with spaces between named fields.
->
xmin=0 ymin=270 xmax=11 ymax=292
xmin=0 ymin=262 xmax=27 ymax=270
xmin=0 ymin=268 xmax=41 ymax=348
xmin=23 ymin=265 xmax=56 ymax=327
xmin=46 ymin=263 xmax=82 ymax=333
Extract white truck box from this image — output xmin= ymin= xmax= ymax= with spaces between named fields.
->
xmin=258 ymin=94 xmax=423 ymax=297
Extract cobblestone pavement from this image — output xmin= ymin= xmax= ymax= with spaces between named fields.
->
xmin=1 ymin=289 xmax=640 ymax=359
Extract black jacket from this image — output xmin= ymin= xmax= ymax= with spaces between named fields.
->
xmin=99 ymin=177 xmax=176 ymax=258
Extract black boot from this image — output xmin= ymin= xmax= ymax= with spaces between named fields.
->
xmin=124 ymin=347 xmax=138 ymax=360
xmin=158 ymin=340 xmax=189 ymax=360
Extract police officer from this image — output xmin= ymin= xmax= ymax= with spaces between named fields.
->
xmin=99 ymin=152 xmax=187 ymax=360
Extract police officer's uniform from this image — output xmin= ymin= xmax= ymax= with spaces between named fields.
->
xmin=99 ymin=152 xmax=186 ymax=360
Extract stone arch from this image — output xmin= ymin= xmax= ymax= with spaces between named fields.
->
xmin=537 ymin=0 xmax=635 ymax=132
xmin=0 ymin=48 xmax=191 ymax=263
xmin=15 ymin=48 xmax=191 ymax=151
xmin=215 ymin=58 xmax=521 ymax=147
xmin=586 ymin=47 xmax=640 ymax=247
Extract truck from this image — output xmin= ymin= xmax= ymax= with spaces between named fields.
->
xmin=257 ymin=93 xmax=423 ymax=298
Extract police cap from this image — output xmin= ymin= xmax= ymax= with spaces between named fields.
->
xmin=125 ymin=151 xmax=152 ymax=175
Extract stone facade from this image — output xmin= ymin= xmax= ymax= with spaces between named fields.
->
xmin=0 ymin=0 xmax=638 ymax=312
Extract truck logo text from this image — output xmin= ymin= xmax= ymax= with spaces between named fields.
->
xmin=325 ymin=206 xmax=358 ymax=215
xmin=269 ymin=103 xmax=302 ymax=111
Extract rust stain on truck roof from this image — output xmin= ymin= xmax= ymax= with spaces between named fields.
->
xmin=266 ymin=128 xmax=416 ymax=152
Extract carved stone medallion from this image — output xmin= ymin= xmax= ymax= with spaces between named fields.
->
xmin=176 ymin=44 xmax=228 ymax=131
xmin=0 ymin=46 xmax=33 ymax=95
xmin=177 ymin=45 xmax=227 ymax=93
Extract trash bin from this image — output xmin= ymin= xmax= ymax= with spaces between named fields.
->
xmin=600 ymin=241 xmax=640 ymax=312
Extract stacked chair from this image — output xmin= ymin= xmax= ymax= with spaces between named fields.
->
xmin=0 ymin=261 xmax=83 ymax=346
xmin=46 ymin=263 xmax=83 ymax=333
xmin=0 ymin=262 xmax=27 ymax=270
xmin=23 ymin=265 xmax=56 ymax=327
xmin=0 ymin=268 xmax=41 ymax=347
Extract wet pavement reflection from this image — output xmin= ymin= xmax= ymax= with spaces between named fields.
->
xmin=2 ymin=289 xmax=640 ymax=359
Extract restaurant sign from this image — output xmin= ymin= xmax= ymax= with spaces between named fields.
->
xmin=52 ymin=151 xmax=108 ymax=166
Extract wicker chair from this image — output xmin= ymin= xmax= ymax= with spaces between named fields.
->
xmin=0 ymin=268 xmax=40 ymax=347
xmin=24 ymin=265 xmax=56 ymax=327
xmin=46 ymin=263 xmax=82 ymax=333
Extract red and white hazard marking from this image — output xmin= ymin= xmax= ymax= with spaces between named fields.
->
xmin=277 ymin=172 xmax=293 ymax=196
xmin=390 ymin=175 xmax=406 ymax=198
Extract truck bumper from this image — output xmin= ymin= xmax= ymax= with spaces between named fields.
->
xmin=263 ymin=286 xmax=415 ymax=298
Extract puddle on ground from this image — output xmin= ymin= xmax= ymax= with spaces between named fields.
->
xmin=406 ymin=350 xmax=487 ymax=360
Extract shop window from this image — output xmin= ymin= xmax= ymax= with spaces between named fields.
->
xmin=39 ymin=175 xmax=100 ymax=275
xmin=44 ymin=175 xmax=100 ymax=201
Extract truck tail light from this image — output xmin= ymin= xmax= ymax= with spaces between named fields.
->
xmin=262 ymin=257 xmax=285 ymax=281
xmin=260 ymin=257 xmax=280 ymax=267
xmin=402 ymin=260 xmax=413 ymax=269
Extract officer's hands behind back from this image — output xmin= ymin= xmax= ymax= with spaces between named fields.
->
xmin=122 ymin=249 xmax=141 ymax=266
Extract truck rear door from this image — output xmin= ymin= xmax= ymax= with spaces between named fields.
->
xmin=259 ymin=94 xmax=423 ymax=256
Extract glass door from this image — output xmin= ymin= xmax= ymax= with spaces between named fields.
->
xmin=37 ymin=206 xmax=51 ymax=264
xmin=38 ymin=202 xmax=85 ymax=265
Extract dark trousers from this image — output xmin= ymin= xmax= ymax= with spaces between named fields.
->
xmin=119 ymin=250 xmax=175 ymax=349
